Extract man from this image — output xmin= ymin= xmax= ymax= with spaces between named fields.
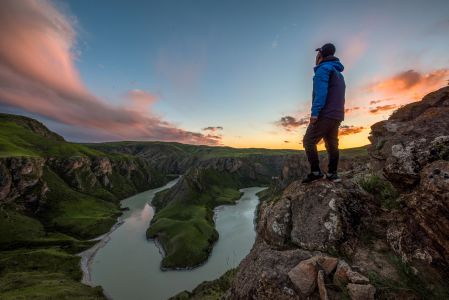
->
xmin=302 ymin=43 xmax=345 ymax=183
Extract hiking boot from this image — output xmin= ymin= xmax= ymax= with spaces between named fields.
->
xmin=302 ymin=172 xmax=324 ymax=183
xmin=326 ymin=173 xmax=342 ymax=182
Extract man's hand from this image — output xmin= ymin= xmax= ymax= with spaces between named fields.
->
xmin=310 ymin=116 xmax=318 ymax=124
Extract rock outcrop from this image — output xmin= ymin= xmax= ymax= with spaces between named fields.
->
xmin=369 ymin=86 xmax=449 ymax=269
xmin=258 ymin=180 xmax=370 ymax=252
xmin=225 ymin=87 xmax=449 ymax=300
xmin=0 ymin=155 xmax=166 ymax=213
xmin=369 ymin=86 xmax=449 ymax=189
xmin=0 ymin=157 xmax=47 ymax=211
xmin=227 ymin=179 xmax=377 ymax=299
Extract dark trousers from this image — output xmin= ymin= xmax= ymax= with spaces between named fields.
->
xmin=303 ymin=117 xmax=341 ymax=174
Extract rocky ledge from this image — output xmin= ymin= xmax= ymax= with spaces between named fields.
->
xmin=224 ymin=86 xmax=449 ymax=300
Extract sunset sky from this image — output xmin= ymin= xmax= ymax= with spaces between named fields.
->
xmin=0 ymin=0 xmax=448 ymax=149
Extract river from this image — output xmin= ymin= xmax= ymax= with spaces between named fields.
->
xmin=80 ymin=178 xmax=266 ymax=300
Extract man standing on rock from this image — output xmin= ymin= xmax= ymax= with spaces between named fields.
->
xmin=302 ymin=43 xmax=345 ymax=183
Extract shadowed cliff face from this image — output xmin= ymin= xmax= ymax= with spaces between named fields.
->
xmin=369 ymin=86 xmax=449 ymax=269
xmin=223 ymin=87 xmax=449 ymax=300
xmin=0 ymin=156 xmax=167 ymax=212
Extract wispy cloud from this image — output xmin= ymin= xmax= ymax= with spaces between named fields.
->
xmin=201 ymin=126 xmax=223 ymax=144
xmin=0 ymin=0 xmax=219 ymax=145
xmin=339 ymin=125 xmax=364 ymax=136
xmin=344 ymin=106 xmax=360 ymax=114
xmin=369 ymin=104 xmax=399 ymax=114
xmin=202 ymin=126 xmax=223 ymax=132
xmin=276 ymin=115 xmax=309 ymax=131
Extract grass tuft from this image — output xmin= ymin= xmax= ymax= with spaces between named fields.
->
xmin=359 ymin=174 xmax=399 ymax=209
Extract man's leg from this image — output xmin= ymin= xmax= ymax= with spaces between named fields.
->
xmin=303 ymin=119 xmax=326 ymax=173
xmin=323 ymin=119 xmax=341 ymax=174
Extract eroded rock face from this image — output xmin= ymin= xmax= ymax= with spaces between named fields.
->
xmin=257 ymin=197 xmax=292 ymax=248
xmin=224 ymin=241 xmax=312 ymax=300
xmin=369 ymin=86 xmax=449 ymax=190
xmin=407 ymin=161 xmax=449 ymax=261
xmin=288 ymin=180 xmax=367 ymax=251
xmin=369 ymin=87 xmax=449 ymax=267
xmin=258 ymin=179 xmax=370 ymax=252
xmin=387 ymin=160 xmax=449 ymax=265
xmin=260 ymin=180 xmax=369 ymax=252
xmin=0 ymin=157 xmax=47 ymax=212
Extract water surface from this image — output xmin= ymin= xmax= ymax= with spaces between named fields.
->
xmin=87 ymin=179 xmax=265 ymax=300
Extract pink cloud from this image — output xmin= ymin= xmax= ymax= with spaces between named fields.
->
xmin=366 ymin=69 xmax=449 ymax=102
xmin=0 ymin=0 xmax=219 ymax=145
xmin=126 ymin=89 xmax=158 ymax=113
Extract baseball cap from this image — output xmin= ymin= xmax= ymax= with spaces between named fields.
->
xmin=315 ymin=43 xmax=336 ymax=58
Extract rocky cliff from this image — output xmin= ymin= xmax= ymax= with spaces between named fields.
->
xmin=0 ymin=156 xmax=166 ymax=214
xmin=223 ymin=87 xmax=449 ymax=300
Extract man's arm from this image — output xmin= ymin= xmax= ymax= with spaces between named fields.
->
xmin=311 ymin=65 xmax=331 ymax=119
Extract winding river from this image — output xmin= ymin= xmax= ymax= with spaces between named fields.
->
xmin=80 ymin=177 xmax=266 ymax=300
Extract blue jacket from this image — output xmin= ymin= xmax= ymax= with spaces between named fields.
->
xmin=311 ymin=56 xmax=346 ymax=120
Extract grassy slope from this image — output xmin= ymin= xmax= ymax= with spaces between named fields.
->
xmin=39 ymin=167 xmax=121 ymax=239
xmin=0 ymin=119 xmax=102 ymax=158
xmin=0 ymin=207 xmax=103 ymax=299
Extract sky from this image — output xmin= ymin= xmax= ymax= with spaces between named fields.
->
xmin=0 ymin=0 xmax=448 ymax=149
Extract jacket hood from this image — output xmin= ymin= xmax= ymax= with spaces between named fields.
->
xmin=314 ymin=56 xmax=344 ymax=72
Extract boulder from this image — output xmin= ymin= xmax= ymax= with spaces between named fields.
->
xmin=286 ymin=180 xmax=366 ymax=251
xmin=225 ymin=241 xmax=311 ymax=300
xmin=287 ymin=257 xmax=318 ymax=296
